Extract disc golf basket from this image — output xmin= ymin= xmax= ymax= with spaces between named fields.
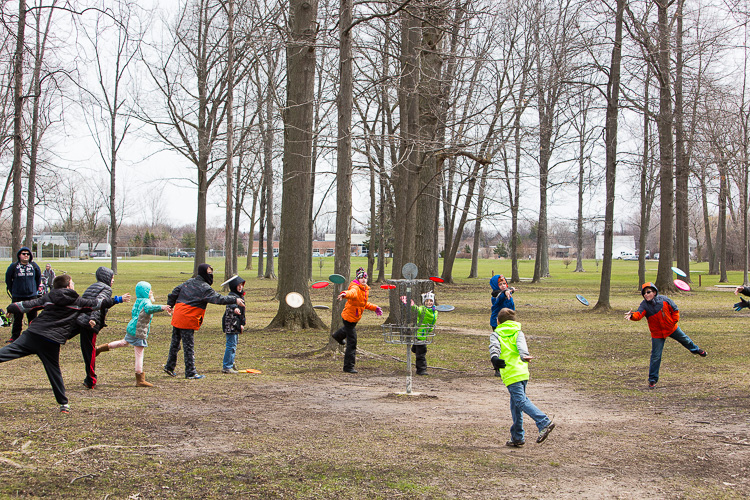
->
xmin=381 ymin=263 xmax=436 ymax=395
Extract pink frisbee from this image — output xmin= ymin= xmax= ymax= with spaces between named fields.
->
xmin=674 ymin=279 xmax=690 ymax=291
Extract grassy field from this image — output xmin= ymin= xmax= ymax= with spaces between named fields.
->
xmin=0 ymin=257 xmax=748 ymax=498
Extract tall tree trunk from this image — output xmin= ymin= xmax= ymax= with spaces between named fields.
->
xmin=638 ymin=67 xmax=652 ymax=288
xmin=11 ymin=0 xmax=27 ymax=252
xmin=470 ymin=161 xmax=490 ymax=278
xmin=654 ymin=0 xmax=676 ymax=293
xmin=26 ymin=6 xmax=52 ymax=250
xmin=224 ymin=0 xmax=236 ymax=281
xmin=574 ymin=96 xmax=587 ymax=273
xmin=593 ymin=0 xmax=623 ymax=311
xmin=393 ymin=7 xmax=421 ymax=280
xmin=264 ymin=83 xmax=276 ymax=280
xmin=331 ymin=0 xmax=353 ymax=336
xmin=268 ymin=0 xmax=324 ymax=329
xmin=700 ymin=166 xmax=716 ymax=274
xmin=245 ymin=183 xmax=258 ymax=270
xmin=257 ymin=174 xmax=266 ymax=277
xmin=415 ymin=1 xmax=448 ymax=279
xmin=674 ymin=0 xmax=690 ymax=279
xmin=719 ymin=157 xmax=728 ymax=282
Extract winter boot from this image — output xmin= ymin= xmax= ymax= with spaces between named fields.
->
xmin=135 ymin=372 xmax=154 ymax=387
xmin=95 ymin=343 xmax=110 ymax=356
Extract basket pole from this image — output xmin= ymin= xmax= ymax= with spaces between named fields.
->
xmin=406 ymin=342 xmax=412 ymax=394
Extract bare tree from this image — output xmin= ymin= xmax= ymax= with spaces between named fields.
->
xmin=268 ymin=0 xmax=325 ymax=329
xmin=139 ymin=0 xmax=241 ymax=273
xmin=11 ymin=0 xmax=28 ymax=252
xmin=593 ymin=0 xmax=623 ymax=311
xmin=24 ymin=0 xmax=57 ymax=250
xmin=77 ymin=0 xmax=143 ymax=273
xmin=331 ymin=0 xmax=354 ymax=336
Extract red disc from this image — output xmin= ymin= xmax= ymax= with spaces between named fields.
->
xmin=312 ymin=281 xmax=330 ymax=289
xmin=429 ymin=276 xmax=444 ymax=283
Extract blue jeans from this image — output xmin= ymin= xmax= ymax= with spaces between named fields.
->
xmin=223 ymin=334 xmax=238 ymax=370
xmin=649 ymin=327 xmax=701 ymax=383
xmin=506 ymin=380 xmax=552 ymax=443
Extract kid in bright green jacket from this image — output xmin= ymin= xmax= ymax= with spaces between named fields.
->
xmin=403 ymin=291 xmax=438 ymax=375
xmin=489 ymin=308 xmax=555 ymax=447
xmin=95 ymin=281 xmax=171 ymax=387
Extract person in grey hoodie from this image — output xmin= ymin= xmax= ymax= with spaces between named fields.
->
xmin=75 ymin=267 xmax=117 ymax=389
xmin=5 ymin=247 xmax=42 ymax=342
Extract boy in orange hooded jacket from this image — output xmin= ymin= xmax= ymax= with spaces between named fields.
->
xmin=331 ymin=267 xmax=382 ymax=373
xmin=625 ymin=282 xmax=707 ymax=389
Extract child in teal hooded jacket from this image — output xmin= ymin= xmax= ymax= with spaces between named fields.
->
xmin=95 ymin=281 xmax=171 ymax=387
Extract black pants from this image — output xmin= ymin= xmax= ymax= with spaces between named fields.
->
xmin=79 ymin=325 xmax=97 ymax=388
xmin=0 ymin=331 xmax=66 ymax=405
xmin=165 ymin=327 xmax=197 ymax=377
xmin=332 ymin=320 xmax=358 ymax=370
xmin=10 ymin=301 xmax=37 ymax=341
xmin=411 ymin=344 xmax=427 ymax=373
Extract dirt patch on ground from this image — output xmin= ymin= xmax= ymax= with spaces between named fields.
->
xmin=139 ymin=369 xmax=749 ymax=498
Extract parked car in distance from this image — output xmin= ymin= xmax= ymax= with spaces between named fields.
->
xmin=170 ymin=251 xmax=189 ymax=257
xmin=653 ymin=252 xmax=660 ymax=260
xmin=617 ymin=251 xmax=636 ymax=260
xmin=252 ymin=251 xmax=259 ymax=257
xmin=312 ymin=251 xmax=321 ymax=258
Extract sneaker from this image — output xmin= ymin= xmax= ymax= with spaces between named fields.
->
xmin=5 ymin=338 xmax=13 ymax=344
xmin=416 ymin=370 xmax=427 ymax=376
xmin=536 ymin=422 xmax=556 ymax=443
xmin=343 ymin=367 xmax=358 ymax=374
xmin=82 ymin=382 xmax=94 ymax=390
xmin=696 ymin=349 xmax=707 ymax=357
xmin=506 ymin=440 xmax=525 ymax=448
xmin=222 ymin=368 xmax=239 ymax=374
xmin=185 ymin=373 xmax=205 ymax=380
xmin=163 ymin=365 xmax=177 ymax=377
xmin=331 ymin=334 xmax=345 ymax=346
xmin=648 ymin=380 xmax=656 ymax=389
xmin=59 ymin=404 xmax=70 ymax=414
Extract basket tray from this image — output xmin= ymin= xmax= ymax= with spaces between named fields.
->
xmin=381 ymin=324 xmax=435 ymax=345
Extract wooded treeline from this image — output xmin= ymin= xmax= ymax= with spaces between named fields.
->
xmin=2 ymin=0 xmax=750 ymax=327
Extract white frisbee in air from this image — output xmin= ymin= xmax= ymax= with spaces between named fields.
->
xmin=285 ymin=292 xmax=304 ymax=308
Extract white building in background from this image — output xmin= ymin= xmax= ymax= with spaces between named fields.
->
xmin=595 ymin=234 xmax=636 ymax=260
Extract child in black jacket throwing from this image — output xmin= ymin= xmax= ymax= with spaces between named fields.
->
xmin=0 ymin=274 xmax=130 ymax=413
xmin=220 ymin=275 xmax=246 ymax=374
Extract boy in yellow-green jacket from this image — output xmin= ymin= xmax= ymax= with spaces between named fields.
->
xmin=489 ymin=308 xmax=555 ymax=447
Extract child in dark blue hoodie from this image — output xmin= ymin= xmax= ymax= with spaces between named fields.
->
xmin=490 ymin=274 xmax=515 ymax=329
xmin=220 ymin=275 xmax=246 ymax=374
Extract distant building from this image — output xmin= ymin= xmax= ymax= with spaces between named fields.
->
xmin=595 ymin=234 xmax=635 ymax=260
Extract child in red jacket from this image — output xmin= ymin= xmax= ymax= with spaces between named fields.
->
xmin=625 ymin=282 xmax=707 ymax=389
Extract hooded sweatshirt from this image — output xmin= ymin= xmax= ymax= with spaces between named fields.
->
xmin=76 ymin=267 xmax=114 ymax=332
xmin=126 ymin=281 xmax=166 ymax=341
xmin=341 ymin=280 xmax=378 ymax=323
xmin=489 ymin=275 xmax=515 ymax=328
xmin=7 ymin=288 xmax=121 ymax=344
xmin=167 ymin=265 xmax=237 ymax=330
xmin=222 ymin=276 xmax=246 ymax=335
xmin=629 ymin=289 xmax=680 ymax=339
xmin=489 ymin=320 xmax=530 ymax=387
xmin=5 ymin=247 xmax=42 ymax=299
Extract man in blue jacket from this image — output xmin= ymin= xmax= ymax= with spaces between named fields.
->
xmin=5 ymin=247 xmax=41 ymax=342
